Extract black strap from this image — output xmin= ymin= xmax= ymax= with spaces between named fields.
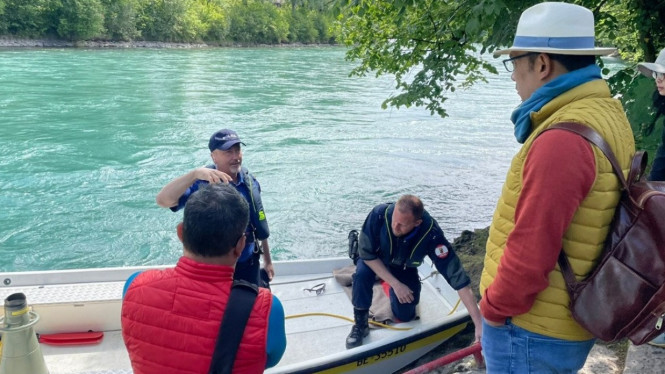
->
xmin=208 ymin=280 xmax=259 ymax=374
xmin=542 ymin=122 xmax=645 ymax=289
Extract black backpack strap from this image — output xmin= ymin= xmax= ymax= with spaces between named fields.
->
xmin=208 ymin=280 xmax=259 ymax=374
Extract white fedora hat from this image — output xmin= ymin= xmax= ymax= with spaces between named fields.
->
xmin=637 ymin=48 xmax=665 ymax=77
xmin=493 ymin=2 xmax=616 ymax=57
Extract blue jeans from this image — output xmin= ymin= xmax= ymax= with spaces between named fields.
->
xmin=481 ymin=318 xmax=595 ymax=374
xmin=351 ymin=259 xmax=421 ymax=321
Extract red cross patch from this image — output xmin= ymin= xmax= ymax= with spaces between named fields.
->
xmin=435 ymin=244 xmax=449 ymax=259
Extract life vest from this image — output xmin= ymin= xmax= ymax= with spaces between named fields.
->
xmin=121 ymin=257 xmax=272 ymax=374
xmin=375 ymin=203 xmax=437 ymax=268
xmin=240 ymin=166 xmax=269 ymax=242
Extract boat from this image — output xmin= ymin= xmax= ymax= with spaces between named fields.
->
xmin=0 ymin=256 xmax=472 ymax=374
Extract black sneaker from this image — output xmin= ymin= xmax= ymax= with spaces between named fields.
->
xmin=345 ymin=324 xmax=370 ymax=349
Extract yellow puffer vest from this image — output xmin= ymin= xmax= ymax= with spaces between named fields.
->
xmin=480 ymin=79 xmax=635 ymax=340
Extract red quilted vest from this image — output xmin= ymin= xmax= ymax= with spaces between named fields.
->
xmin=121 ymin=257 xmax=272 ymax=374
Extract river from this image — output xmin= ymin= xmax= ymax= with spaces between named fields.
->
xmin=0 ymin=46 xmax=622 ymax=271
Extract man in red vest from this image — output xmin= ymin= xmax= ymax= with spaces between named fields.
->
xmin=122 ymin=184 xmax=286 ymax=373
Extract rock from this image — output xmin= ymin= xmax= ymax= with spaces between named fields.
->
xmin=451 ymin=228 xmax=489 ymax=301
xmin=622 ymin=343 xmax=665 ymax=374
xmin=580 ymin=344 xmax=622 ymax=374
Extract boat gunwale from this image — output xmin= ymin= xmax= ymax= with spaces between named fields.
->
xmin=0 ymin=257 xmax=354 ymax=288
xmin=272 ymin=314 xmax=471 ymax=374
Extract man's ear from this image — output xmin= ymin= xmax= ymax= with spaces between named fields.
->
xmin=414 ymin=219 xmax=423 ymax=227
xmin=538 ymin=53 xmax=555 ymax=78
xmin=177 ymin=222 xmax=184 ymax=242
xmin=232 ymin=235 xmax=247 ymax=258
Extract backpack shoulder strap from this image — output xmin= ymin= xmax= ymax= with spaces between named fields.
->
xmin=208 ymin=280 xmax=259 ymax=374
xmin=540 ymin=122 xmax=636 ymax=289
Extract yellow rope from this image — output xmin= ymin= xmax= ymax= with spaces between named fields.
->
xmin=448 ymin=298 xmax=462 ymax=315
xmin=285 ymin=295 xmax=464 ymax=332
xmin=285 ymin=312 xmax=412 ymax=331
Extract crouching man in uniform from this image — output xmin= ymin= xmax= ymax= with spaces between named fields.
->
xmin=346 ymin=194 xmax=482 ymax=349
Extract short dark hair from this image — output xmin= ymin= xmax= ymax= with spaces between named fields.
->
xmin=182 ymin=184 xmax=249 ymax=257
xmin=396 ymin=194 xmax=424 ymax=220
xmin=529 ymin=53 xmax=596 ymax=72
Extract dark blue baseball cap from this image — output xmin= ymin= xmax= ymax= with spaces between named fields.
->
xmin=208 ymin=129 xmax=245 ymax=151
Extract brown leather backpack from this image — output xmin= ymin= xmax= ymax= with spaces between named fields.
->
xmin=547 ymin=122 xmax=665 ymax=345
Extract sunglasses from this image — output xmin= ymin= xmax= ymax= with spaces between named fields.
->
xmin=304 ymin=283 xmax=326 ymax=296
xmin=653 ymin=71 xmax=665 ymax=81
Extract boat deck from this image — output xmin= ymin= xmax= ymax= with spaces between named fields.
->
xmin=0 ymin=258 xmax=470 ymax=374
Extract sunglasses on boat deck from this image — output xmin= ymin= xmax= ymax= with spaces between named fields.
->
xmin=304 ymin=283 xmax=326 ymax=295
xmin=652 ymin=71 xmax=665 ymax=81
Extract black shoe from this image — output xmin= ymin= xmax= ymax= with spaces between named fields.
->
xmin=345 ymin=324 xmax=369 ymax=349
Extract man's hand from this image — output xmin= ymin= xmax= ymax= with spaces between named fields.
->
xmin=261 ymin=239 xmax=274 ymax=280
xmin=263 ymin=262 xmax=275 ymax=281
xmin=392 ymin=282 xmax=414 ymax=304
xmin=157 ymin=167 xmax=233 ymax=208
xmin=473 ymin=323 xmax=482 ymax=343
xmin=362 ymin=259 xmax=414 ymax=304
xmin=457 ymin=286 xmax=483 ymax=343
xmin=194 ymin=167 xmax=233 ymax=184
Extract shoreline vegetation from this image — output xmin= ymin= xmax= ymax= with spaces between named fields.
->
xmin=0 ymin=36 xmax=334 ymax=48
xmin=0 ymin=0 xmax=338 ymax=48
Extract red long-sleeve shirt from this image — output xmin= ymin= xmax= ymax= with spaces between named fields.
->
xmin=480 ymin=130 xmax=596 ymax=322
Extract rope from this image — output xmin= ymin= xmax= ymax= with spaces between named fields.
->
xmin=285 ymin=312 xmax=412 ymax=331
xmin=448 ymin=298 xmax=462 ymax=315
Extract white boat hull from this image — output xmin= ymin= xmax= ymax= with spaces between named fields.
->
xmin=0 ymin=257 xmax=470 ymax=374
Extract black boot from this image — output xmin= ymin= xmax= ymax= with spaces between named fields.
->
xmin=346 ymin=308 xmax=370 ymax=349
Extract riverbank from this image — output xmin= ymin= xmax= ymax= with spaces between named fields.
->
xmin=0 ymin=36 xmax=335 ymax=48
xmin=395 ymin=227 xmax=634 ymax=374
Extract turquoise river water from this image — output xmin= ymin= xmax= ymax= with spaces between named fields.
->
xmin=0 ymin=46 xmax=623 ymax=272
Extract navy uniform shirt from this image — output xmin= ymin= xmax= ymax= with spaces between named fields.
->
xmin=171 ymin=166 xmax=269 ymax=262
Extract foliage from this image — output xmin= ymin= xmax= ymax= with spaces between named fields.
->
xmin=287 ymin=8 xmax=318 ymax=43
xmin=335 ymin=0 xmax=514 ymax=117
xmin=226 ymin=0 xmax=289 ymax=44
xmin=101 ymin=0 xmax=140 ymax=41
xmin=56 ymin=0 xmax=105 ymax=41
xmin=198 ymin=0 xmax=229 ymax=43
xmin=0 ymin=0 xmax=6 ymax=34
xmin=137 ymin=0 xmax=191 ymax=42
xmin=612 ymin=71 xmax=664 ymax=167
xmin=0 ymin=0 xmax=339 ymax=44
xmin=335 ymin=0 xmax=665 ymax=119
xmin=2 ymin=0 xmax=60 ymax=37
xmin=312 ymin=11 xmax=333 ymax=43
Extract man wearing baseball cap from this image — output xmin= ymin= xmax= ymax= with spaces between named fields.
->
xmin=479 ymin=2 xmax=635 ymax=372
xmin=157 ymin=129 xmax=273 ymax=286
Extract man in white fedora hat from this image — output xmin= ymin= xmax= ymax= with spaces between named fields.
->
xmin=479 ymin=2 xmax=635 ymax=372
